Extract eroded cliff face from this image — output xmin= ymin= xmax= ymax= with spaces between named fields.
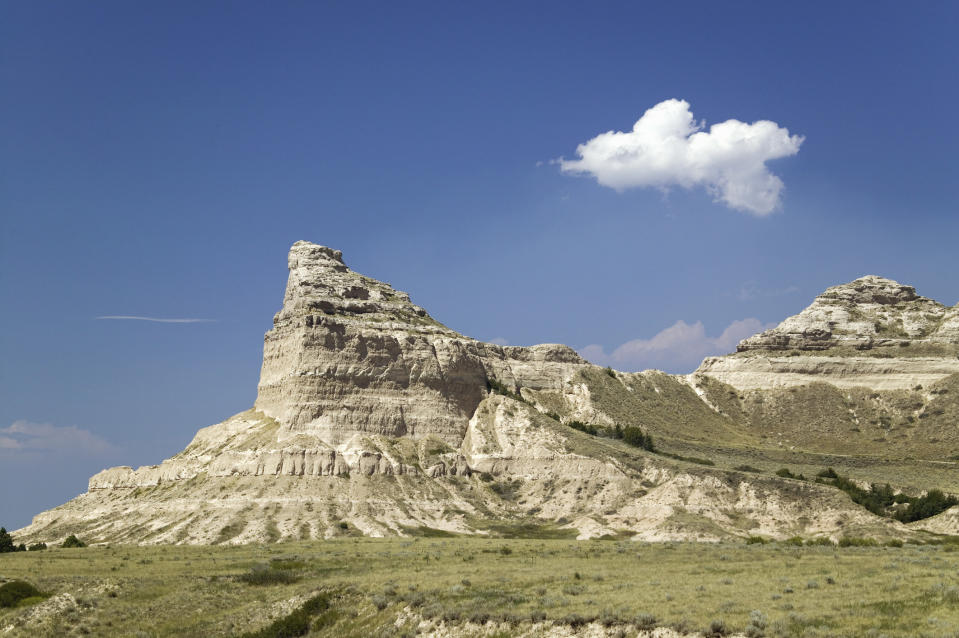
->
xmin=254 ymin=241 xmax=587 ymax=446
xmin=16 ymin=245 xmax=959 ymax=544
xmin=697 ymin=276 xmax=959 ymax=391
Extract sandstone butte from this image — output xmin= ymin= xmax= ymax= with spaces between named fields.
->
xmin=16 ymin=242 xmax=959 ymax=545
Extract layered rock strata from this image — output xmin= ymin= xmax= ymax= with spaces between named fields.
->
xmin=15 ymin=244 xmax=958 ymax=544
xmin=254 ymin=241 xmax=588 ymax=446
xmin=698 ymin=276 xmax=959 ymax=391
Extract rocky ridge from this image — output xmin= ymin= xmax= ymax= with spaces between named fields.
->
xmin=15 ymin=244 xmax=959 ymax=544
xmin=255 ymin=241 xmax=589 ymax=446
xmin=697 ymin=275 xmax=959 ymax=391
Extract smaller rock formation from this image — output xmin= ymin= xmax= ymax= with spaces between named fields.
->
xmin=738 ymin=276 xmax=957 ymax=352
xmin=698 ymin=276 xmax=959 ymax=391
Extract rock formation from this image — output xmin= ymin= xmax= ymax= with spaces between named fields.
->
xmin=255 ymin=241 xmax=588 ymax=446
xmin=697 ymin=276 xmax=959 ymax=391
xmin=15 ymin=245 xmax=959 ymax=544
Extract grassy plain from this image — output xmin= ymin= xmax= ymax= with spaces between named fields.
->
xmin=2 ymin=538 xmax=959 ymax=637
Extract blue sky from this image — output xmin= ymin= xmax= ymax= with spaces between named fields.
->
xmin=2 ymin=2 xmax=958 ymax=529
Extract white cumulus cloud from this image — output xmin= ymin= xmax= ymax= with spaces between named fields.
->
xmin=559 ymin=99 xmax=804 ymax=215
xmin=0 ymin=420 xmax=116 ymax=455
xmin=579 ymin=318 xmax=775 ymax=374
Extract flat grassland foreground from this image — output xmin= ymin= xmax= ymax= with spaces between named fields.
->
xmin=2 ymin=539 xmax=959 ymax=637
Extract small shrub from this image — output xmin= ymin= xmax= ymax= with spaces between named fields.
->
xmin=706 ymin=619 xmax=729 ymax=637
xmin=634 ymin=613 xmax=658 ymax=629
xmin=61 ymin=535 xmax=86 ymax=548
xmin=0 ymin=581 xmax=45 ymax=608
xmin=240 ymin=593 xmax=330 ymax=638
xmin=662 ymin=452 xmax=714 ymax=466
xmin=805 ymin=537 xmax=835 ymax=547
xmin=745 ymin=535 xmax=769 ymax=545
xmin=838 ymin=536 xmax=878 ymax=547
xmin=239 ymin=565 xmax=300 ymax=586
xmin=487 ymin=378 xmax=527 ymax=403
xmin=567 ymin=420 xmax=599 ymax=436
xmin=735 ymin=465 xmax=762 ymax=473
xmin=560 ymin=613 xmax=589 ymax=628
xmin=775 ymin=468 xmax=806 ymax=480
xmin=27 ymin=542 xmax=47 ymax=551
xmin=621 ymin=426 xmax=655 ymax=452
xmin=468 ymin=610 xmax=490 ymax=624
xmin=744 ymin=610 xmax=768 ymax=638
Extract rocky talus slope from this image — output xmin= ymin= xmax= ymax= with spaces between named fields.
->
xmin=16 ymin=246 xmax=959 ymax=544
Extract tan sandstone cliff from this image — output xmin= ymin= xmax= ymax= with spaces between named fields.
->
xmin=15 ymin=244 xmax=958 ymax=544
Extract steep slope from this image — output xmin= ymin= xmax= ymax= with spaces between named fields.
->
xmin=16 ymin=246 xmax=957 ymax=544
xmin=254 ymin=241 xmax=587 ymax=446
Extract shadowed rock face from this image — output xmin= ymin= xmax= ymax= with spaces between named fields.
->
xmin=254 ymin=241 xmax=588 ymax=446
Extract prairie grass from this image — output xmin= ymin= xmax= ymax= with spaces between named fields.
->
xmin=1 ymin=538 xmax=958 ymax=636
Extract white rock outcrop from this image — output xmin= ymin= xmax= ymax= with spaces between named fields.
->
xmin=254 ymin=241 xmax=588 ymax=446
xmin=698 ymin=275 xmax=959 ymax=391
xmin=16 ymin=244 xmax=952 ymax=546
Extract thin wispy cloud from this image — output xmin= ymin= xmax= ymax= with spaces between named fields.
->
xmin=559 ymin=99 xmax=804 ymax=215
xmin=0 ymin=420 xmax=117 ymax=455
xmin=736 ymin=283 xmax=800 ymax=301
xmin=96 ymin=316 xmax=216 ymax=323
xmin=579 ymin=318 xmax=776 ymax=374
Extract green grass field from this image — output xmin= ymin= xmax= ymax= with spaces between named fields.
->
xmin=2 ymin=538 xmax=959 ymax=637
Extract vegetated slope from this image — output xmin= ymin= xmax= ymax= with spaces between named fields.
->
xmin=15 ymin=245 xmax=959 ymax=544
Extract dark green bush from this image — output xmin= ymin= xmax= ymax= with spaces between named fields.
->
xmin=775 ymin=468 xmax=806 ymax=480
xmin=0 ymin=528 xmax=15 ymax=553
xmin=815 ymin=469 xmax=957 ymax=522
xmin=735 ymin=465 xmax=762 ymax=473
xmin=805 ymin=537 xmax=835 ymax=547
xmin=0 ymin=581 xmax=44 ymax=608
xmin=61 ymin=534 xmax=86 ymax=548
xmin=27 ymin=542 xmax=47 ymax=551
xmin=487 ymin=378 xmax=527 ymax=403
xmin=240 ymin=593 xmax=330 ymax=638
xmin=621 ymin=426 xmax=655 ymax=452
xmin=663 ymin=452 xmax=715 ymax=466
xmin=745 ymin=536 xmax=769 ymax=545
xmin=567 ymin=420 xmax=599 ymax=436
